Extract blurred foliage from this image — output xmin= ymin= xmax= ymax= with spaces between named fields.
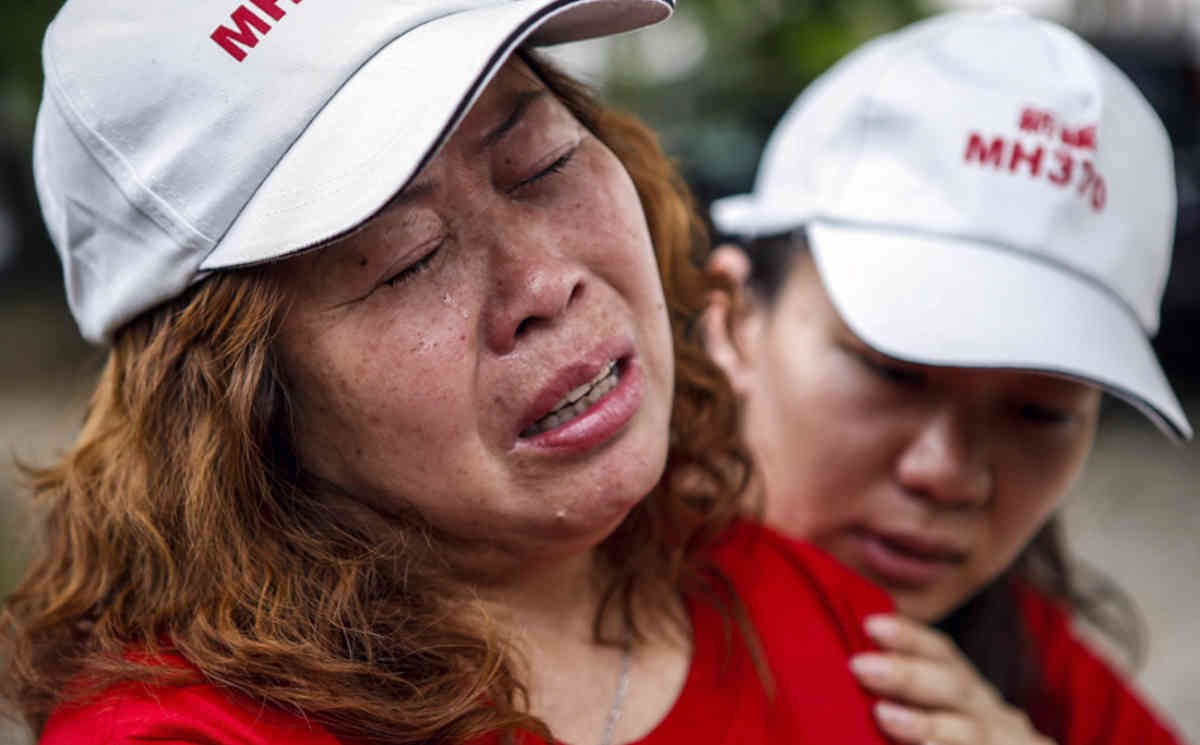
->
xmin=0 ymin=0 xmax=62 ymax=141
xmin=602 ymin=0 xmax=927 ymax=204
xmin=0 ymin=0 xmax=65 ymax=288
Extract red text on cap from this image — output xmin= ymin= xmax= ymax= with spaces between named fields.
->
xmin=963 ymin=107 xmax=1106 ymax=212
xmin=211 ymin=0 xmax=303 ymax=62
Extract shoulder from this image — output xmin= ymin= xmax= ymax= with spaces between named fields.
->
xmin=710 ymin=519 xmax=894 ymax=636
xmin=1015 ymin=583 xmax=1186 ymax=745
xmin=695 ymin=520 xmax=895 ymax=743
xmin=41 ymin=656 xmax=344 ymax=745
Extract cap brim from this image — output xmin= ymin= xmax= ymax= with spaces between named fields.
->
xmin=710 ymin=194 xmax=812 ymax=239
xmin=200 ymin=0 xmax=672 ymax=270
xmin=807 ymin=221 xmax=1192 ymax=441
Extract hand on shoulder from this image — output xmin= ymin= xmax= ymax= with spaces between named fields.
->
xmin=850 ymin=614 xmax=1053 ymax=745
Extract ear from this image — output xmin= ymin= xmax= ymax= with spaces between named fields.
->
xmin=702 ymin=244 xmax=765 ymax=396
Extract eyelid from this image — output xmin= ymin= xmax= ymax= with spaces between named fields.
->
xmin=374 ymin=237 xmax=445 ymax=292
xmin=507 ymin=141 xmax=579 ymax=194
xmin=850 ymin=345 xmax=926 ymax=385
xmin=1012 ymin=400 xmax=1074 ymax=425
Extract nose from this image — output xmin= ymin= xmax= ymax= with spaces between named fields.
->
xmin=483 ymin=228 xmax=586 ymax=355
xmin=894 ymin=406 xmax=992 ymax=508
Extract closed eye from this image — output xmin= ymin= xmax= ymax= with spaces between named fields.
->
xmin=856 ymin=350 xmax=926 ymax=387
xmin=381 ymin=242 xmax=443 ymax=289
xmin=1013 ymin=402 xmax=1073 ymax=425
xmin=508 ymin=146 xmax=577 ymax=194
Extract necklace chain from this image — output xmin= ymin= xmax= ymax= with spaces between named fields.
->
xmin=597 ymin=642 xmax=632 ymax=745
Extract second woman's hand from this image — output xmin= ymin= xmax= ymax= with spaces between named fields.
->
xmin=850 ymin=614 xmax=1054 ymax=745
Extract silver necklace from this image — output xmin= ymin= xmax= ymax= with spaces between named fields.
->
xmin=597 ymin=642 xmax=632 ymax=745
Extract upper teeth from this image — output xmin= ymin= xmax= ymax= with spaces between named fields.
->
xmin=524 ymin=361 xmax=619 ymax=436
xmin=563 ymin=361 xmax=616 ymax=407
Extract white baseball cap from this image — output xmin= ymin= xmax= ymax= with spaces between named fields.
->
xmin=711 ymin=9 xmax=1191 ymax=440
xmin=34 ymin=0 xmax=674 ymax=344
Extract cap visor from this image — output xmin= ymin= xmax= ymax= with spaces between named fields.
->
xmin=710 ymin=194 xmax=812 ymax=239
xmin=807 ymin=221 xmax=1192 ymax=440
xmin=201 ymin=0 xmax=671 ymax=269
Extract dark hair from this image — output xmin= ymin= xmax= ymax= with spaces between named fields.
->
xmin=733 ymin=228 xmax=1143 ymax=733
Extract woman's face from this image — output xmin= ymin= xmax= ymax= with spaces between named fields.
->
xmin=710 ymin=251 xmax=1101 ymax=621
xmin=271 ymin=59 xmax=673 ymax=569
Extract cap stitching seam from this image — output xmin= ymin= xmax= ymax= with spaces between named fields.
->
xmin=43 ymin=56 xmax=214 ymax=251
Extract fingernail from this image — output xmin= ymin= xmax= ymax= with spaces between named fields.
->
xmin=875 ymin=701 xmax=919 ymax=734
xmin=865 ymin=614 xmax=900 ymax=641
xmin=849 ymin=654 xmax=893 ymax=682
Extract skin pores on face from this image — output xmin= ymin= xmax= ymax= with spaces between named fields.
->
xmin=269 ymin=59 xmax=674 ymax=576
xmin=716 ymin=252 xmax=1101 ymax=622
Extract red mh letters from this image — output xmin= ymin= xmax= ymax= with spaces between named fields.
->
xmin=963 ymin=132 xmax=1107 ymax=212
xmin=211 ymin=0 xmax=303 ymax=62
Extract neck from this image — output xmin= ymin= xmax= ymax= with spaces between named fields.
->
xmin=476 ymin=547 xmax=610 ymax=647
xmin=470 ymin=539 xmax=693 ymax=745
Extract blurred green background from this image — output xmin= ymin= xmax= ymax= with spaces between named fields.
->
xmin=1 ymin=0 xmax=1197 ymax=742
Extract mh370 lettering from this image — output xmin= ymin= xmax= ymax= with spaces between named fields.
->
xmin=211 ymin=0 xmax=303 ymax=62
xmin=963 ymin=107 xmax=1107 ymax=213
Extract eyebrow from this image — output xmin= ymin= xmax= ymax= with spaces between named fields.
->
xmin=480 ymin=89 xmax=547 ymax=149
xmin=389 ymin=180 xmax=435 ymax=207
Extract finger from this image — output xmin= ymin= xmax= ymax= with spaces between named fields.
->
xmin=873 ymin=701 xmax=981 ymax=745
xmin=706 ymin=244 xmax=751 ymax=284
xmin=864 ymin=615 xmax=963 ymax=663
xmin=850 ymin=652 xmax=990 ymax=713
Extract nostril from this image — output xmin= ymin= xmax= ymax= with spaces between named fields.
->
xmin=568 ymin=281 xmax=584 ymax=306
xmin=514 ymin=317 xmax=535 ymax=338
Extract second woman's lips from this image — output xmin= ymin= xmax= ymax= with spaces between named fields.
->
xmin=853 ymin=528 xmax=969 ymax=588
xmin=869 ymin=530 xmax=969 ymax=562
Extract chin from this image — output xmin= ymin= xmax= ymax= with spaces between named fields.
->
xmin=891 ymin=588 xmax=965 ymax=624
xmin=572 ymin=468 xmax=660 ymax=537
xmin=528 ymin=389 xmax=671 ymax=556
xmin=555 ymin=443 xmax=666 ymax=543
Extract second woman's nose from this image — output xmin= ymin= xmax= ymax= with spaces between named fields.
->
xmin=894 ymin=405 xmax=993 ymax=509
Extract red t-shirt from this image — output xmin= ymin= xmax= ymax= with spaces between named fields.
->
xmin=40 ymin=521 xmax=895 ymax=745
xmin=1019 ymin=585 xmax=1186 ymax=745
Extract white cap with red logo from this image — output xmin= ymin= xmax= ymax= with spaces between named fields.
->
xmin=34 ymin=0 xmax=673 ymax=343
xmin=712 ymin=9 xmax=1191 ymax=440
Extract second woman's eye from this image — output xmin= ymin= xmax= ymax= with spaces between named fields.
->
xmin=1012 ymin=401 xmax=1073 ymax=426
xmin=508 ymin=145 xmax=578 ymax=194
xmin=856 ymin=350 xmax=927 ymax=387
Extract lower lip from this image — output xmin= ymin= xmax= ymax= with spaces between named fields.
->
xmin=517 ymin=358 xmax=643 ymax=454
xmin=854 ymin=532 xmax=961 ymax=589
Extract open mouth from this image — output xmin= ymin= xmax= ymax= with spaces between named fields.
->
xmin=520 ymin=360 xmax=622 ymax=438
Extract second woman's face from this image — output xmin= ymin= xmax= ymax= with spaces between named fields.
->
xmin=271 ymin=59 xmax=674 ymax=568
xmin=714 ymin=252 xmax=1101 ymax=622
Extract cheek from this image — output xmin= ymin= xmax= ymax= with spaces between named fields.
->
xmin=282 ymin=309 xmax=479 ymax=492
xmin=749 ymin=337 xmax=891 ymax=537
xmin=572 ymin=148 xmax=660 ymax=284
xmin=564 ymin=149 xmax=671 ymax=373
xmin=986 ymin=445 xmax=1087 ymax=552
xmin=947 ymin=438 xmax=1092 ymax=611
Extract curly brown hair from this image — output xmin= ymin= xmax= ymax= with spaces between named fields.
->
xmin=0 ymin=52 xmax=752 ymax=744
